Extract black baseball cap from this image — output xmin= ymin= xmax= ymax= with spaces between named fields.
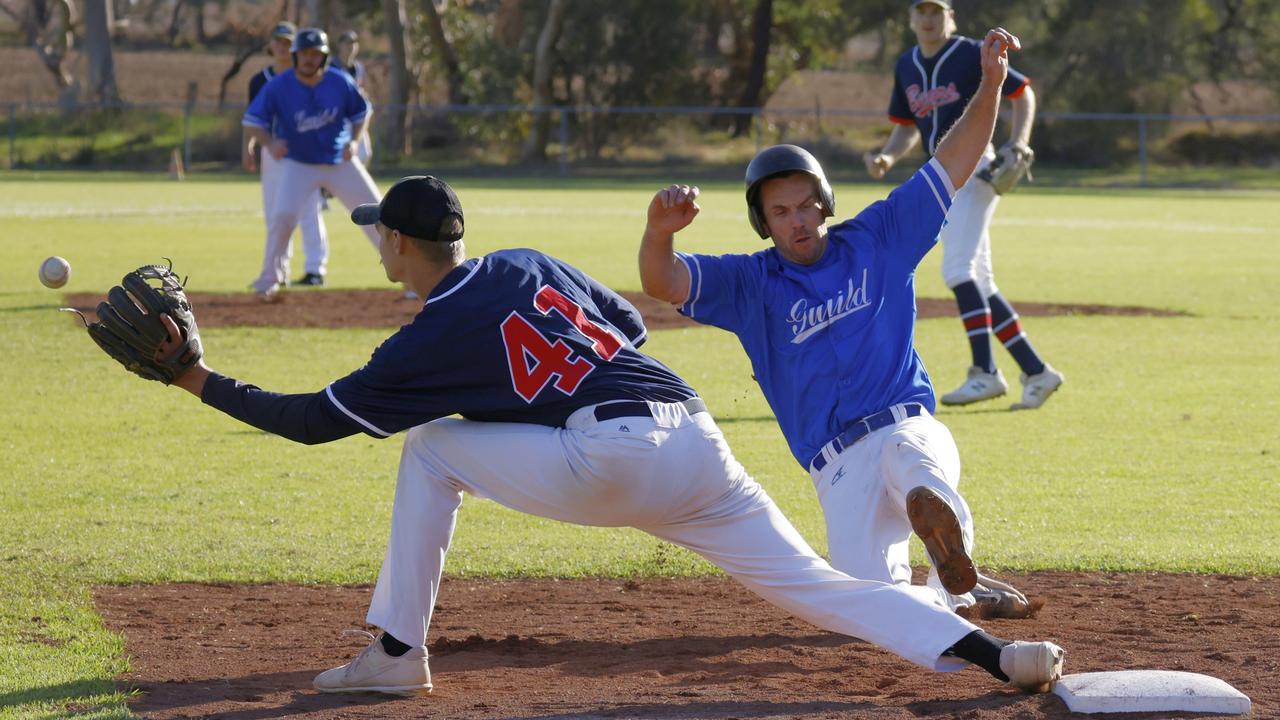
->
xmin=351 ymin=176 xmax=465 ymax=242
xmin=271 ymin=21 xmax=297 ymax=39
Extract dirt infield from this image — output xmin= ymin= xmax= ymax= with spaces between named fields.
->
xmin=95 ymin=572 xmax=1276 ymax=719
xmin=62 ymin=289 xmax=1187 ymax=330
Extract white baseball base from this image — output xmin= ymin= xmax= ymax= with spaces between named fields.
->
xmin=1053 ymin=670 xmax=1251 ymax=715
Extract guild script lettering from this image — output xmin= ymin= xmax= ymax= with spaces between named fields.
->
xmin=787 ymin=269 xmax=871 ymax=344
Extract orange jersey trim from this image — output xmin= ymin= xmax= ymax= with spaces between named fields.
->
xmin=1006 ymin=77 xmax=1031 ymax=100
xmin=889 ymin=114 xmax=916 ymax=126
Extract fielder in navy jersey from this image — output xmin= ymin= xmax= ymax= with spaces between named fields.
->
xmin=865 ymin=0 xmax=1063 ymax=410
xmin=247 ymin=21 xmax=329 ymax=288
xmin=136 ymin=173 xmax=1062 ymax=697
xmin=642 ymin=29 xmax=1064 ymax=663
xmin=242 ymin=27 xmax=380 ymax=299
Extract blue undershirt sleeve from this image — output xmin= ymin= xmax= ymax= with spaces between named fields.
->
xmin=200 ymin=372 xmax=363 ymax=445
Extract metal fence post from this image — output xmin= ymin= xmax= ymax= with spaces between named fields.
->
xmin=8 ymin=104 xmax=15 ymax=170
xmin=183 ymin=82 xmax=197 ymax=171
xmin=1138 ymin=116 xmax=1148 ymax=186
xmin=558 ymin=109 xmax=569 ymax=178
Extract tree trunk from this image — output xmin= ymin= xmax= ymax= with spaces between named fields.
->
xmin=167 ymin=0 xmax=184 ymax=45
xmin=217 ymin=40 xmax=265 ymax=109
xmin=732 ymin=0 xmax=771 ymax=138
xmin=83 ymin=0 xmax=121 ymax=105
xmin=422 ymin=0 xmax=467 ymax=105
xmin=520 ymin=0 xmax=567 ymax=163
xmin=380 ymin=0 xmax=412 ymax=158
xmin=298 ymin=0 xmax=321 ymax=28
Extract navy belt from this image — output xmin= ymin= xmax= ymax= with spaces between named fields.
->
xmin=594 ymin=397 xmax=707 ymax=422
xmin=810 ymin=403 xmax=925 ymax=473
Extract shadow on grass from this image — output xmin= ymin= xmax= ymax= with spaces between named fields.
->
xmin=0 ymin=678 xmax=121 ymax=709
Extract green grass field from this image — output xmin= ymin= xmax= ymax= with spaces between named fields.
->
xmin=1 ymin=174 xmax=1278 ymax=718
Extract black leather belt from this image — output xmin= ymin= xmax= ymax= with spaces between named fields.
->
xmin=594 ymin=397 xmax=708 ymax=422
xmin=810 ymin=403 xmax=925 ymax=473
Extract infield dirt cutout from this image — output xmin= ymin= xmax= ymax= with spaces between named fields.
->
xmin=62 ymin=288 xmax=1187 ymax=331
xmin=75 ymin=290 xmax=1247 ymax=719
xmin=95 ymin=572 xmax=1277 ymax=719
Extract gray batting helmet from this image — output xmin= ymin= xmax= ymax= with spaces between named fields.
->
xmin=744 ymin=144 xmax=835 ymax=239
xmin=291 ymin=28 xmax=330 ymax=68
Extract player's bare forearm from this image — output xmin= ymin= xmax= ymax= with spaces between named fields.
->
xmin=933 ymin=29 xmax=1019 ymax=188
xmin=243 ymin=126 xmax=269 ymax=152
xmin=638 ymin=226 xmax=691 ymax=305
xmin=880 ymin=125 xmax=920 ymax=165
xmin=865 ymin=125 xmax=920 ymax=179
xmin=639 ymin=185 xmax=698 ymax=305
xmin=1008 ymin=85 xmax=1035 ymax=147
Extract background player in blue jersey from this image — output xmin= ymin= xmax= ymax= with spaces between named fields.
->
xmin=864 ymin=0 xmax=1064 ymax=410
xmin=242 ymin=28 xmax=380 ymax=299
xmin=640 ymin=30 xmax=1045 ymax=623
xmin=247 ymin=21 xmax=329 ymax=288
xmin=115 ymin=175 xmax=1063 ymax=697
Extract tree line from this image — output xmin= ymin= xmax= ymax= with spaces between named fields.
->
xmin=3 ymin=0 xmax=1277 ymax=163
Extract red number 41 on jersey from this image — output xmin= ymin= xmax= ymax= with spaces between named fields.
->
xmin=500 ymin=285 xmax=624 ymax=403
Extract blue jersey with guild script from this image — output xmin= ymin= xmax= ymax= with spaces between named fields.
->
xmin=325 ymin=249 xmax=695 ymax=437
xmin=888 ymin=36 xmax=1030 ymax=155
xmin=676 ymin=158 xmax=956 ymax=468
xmin=242 ymin=67 xmax=368 ymax=164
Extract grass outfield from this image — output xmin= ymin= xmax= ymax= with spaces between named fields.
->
xmin=1 ymin=175 xmax=1278 ymax=718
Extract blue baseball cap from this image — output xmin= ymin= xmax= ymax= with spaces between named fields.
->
xmin=270 ymin=21 xmax=296 ymax=39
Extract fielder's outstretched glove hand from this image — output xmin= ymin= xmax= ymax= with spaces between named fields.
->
xmin=976 ymin=142 xmax=1034 ymax=194
xmin=86 ymin=262 xmax=203 ymax=384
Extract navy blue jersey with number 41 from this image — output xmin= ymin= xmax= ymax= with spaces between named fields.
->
xmin=325 ymin=249 xmax=695 ymax=437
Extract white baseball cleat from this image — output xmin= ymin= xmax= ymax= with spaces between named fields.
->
xmin=999 ymin=640 xmax=1065 ymax=693
xmin=940 ymin=366 xmax=1008 ymax=406
xmin=313 ymin=630 xmax=433 ymax=696
xmin=1010 ymin=365 xmax=1065 ymax=410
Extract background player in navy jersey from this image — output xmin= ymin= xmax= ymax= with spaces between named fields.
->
xmin=332 ymin=30 xmax=372 ymax=167
xmin=125 ymin=174 xmax=1062 ymax=697
xmin=247 ymin=21 xmax=329 ymax=288
xmin=864 ymin=0 xmax=1063 ymax=410
xmin=242 ymin=28 xmax=380 ymax=300
xmin=641 ymin=29 xmax=1044 ymax=623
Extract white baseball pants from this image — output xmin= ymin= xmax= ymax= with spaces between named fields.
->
xmin=260 ymin=152 xmax=329 ymax=279
xmin=252 ymin=157 xmax=381 ymax=293
xmin=366 ymin=400 xmax=978 ymax=672
xmin=940 ymin=146 xmax=1001 ymax=296
xmin=808 ymin=407 xmax=977 ymax=611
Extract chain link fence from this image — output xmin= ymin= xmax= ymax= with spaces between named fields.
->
xmin=6 ymin=100 xmax=1280 ymax=186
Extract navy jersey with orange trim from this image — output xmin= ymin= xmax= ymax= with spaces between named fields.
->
xmin=325 ymin=249 xmax=695 ymax=437
xmin=888 ymin=36 xmax=1029 ymax=156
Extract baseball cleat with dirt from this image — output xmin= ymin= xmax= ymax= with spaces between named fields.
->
xmin=999 ymin=640 xmax=1065 ymax=693
xmin=313 ymin=630 xmax=432 ymax=696
xmin=906 ymin=486 xmax=977 ymax=595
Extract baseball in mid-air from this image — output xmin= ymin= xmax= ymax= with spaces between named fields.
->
xmin=39 ymin=256 xmax=71 ymax=289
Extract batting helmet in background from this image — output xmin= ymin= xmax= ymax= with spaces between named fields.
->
xmin=744 ymin=144 xmax=835 ymax=239
xmin=291 ymin=28 xmax=330 ymax=68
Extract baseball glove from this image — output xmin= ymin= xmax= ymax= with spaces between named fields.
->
xmin=975 ymin=143 xmax=1034 ymax=194
xmin=85 ymin=262 xmax=203 ymax=384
